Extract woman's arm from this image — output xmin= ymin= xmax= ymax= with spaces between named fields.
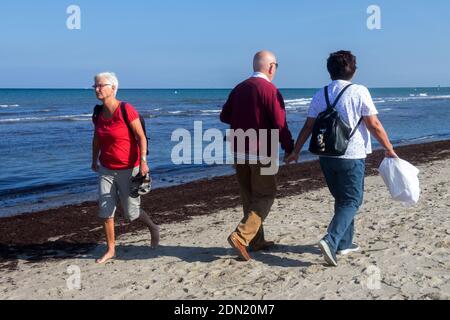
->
xmin=363 ymin=115 xmax=398 ymax=158
xmin=130 ymin=119 xmax=149 ymax=175
xmin=285 ymin=117 xmax=316 ymax=163
xmin=92 ymin=132 xmax=100 ymax=172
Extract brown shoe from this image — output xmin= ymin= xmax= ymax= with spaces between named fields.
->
xmin=249 ymin=240 xmax=275 ymax=252
xmin=227 ymin=233 xmax=251 ymax=261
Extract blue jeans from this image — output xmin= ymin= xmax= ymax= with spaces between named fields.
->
xmin=319 ymin=157 xmax=365 ymax=253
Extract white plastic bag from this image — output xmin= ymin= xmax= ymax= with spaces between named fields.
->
xmin=378 ymin=157 xmax=420 ymax=207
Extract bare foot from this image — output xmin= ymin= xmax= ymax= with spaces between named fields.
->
xmin=95 ymin=250 xmax=115 ymax=264
xmin=149 ymin=225 xmax=160 ymax=248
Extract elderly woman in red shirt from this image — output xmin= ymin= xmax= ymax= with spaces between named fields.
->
xmin=91 ymin=72 xmax=159 ymax=264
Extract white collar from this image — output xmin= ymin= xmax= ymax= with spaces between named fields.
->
xmin=252 ymin=72 xmax=271 ymax=82
xmin=331 ymin=79 xmax=352 ymax=86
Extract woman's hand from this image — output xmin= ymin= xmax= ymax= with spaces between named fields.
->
xmin=140 ymin=161 xmax=149 ymax=176
xmin=284 ymin=150 xmax=300 ymax=164
xmin=385 ymin=148 xmax=398 ymax=158
xmin=91 ymin=161 xmax=99 ymax=172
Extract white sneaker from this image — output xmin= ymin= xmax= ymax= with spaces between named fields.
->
xmin=318 ymin=239 xmax=338 ymax=267
xmin=337 ymin=243 xmax=360 ymax=255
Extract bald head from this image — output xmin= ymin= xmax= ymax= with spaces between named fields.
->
xmin=253 ymin=50 xmax=278 ymax=81
xmin=253 ymin=50 xmax=277 ymax=72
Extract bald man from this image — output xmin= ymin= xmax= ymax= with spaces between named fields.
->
xmin=220 ymin=51 xmax=294 ymax=261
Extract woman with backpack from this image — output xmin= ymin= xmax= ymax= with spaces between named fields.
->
xmin=285 ymin=51 xmax=397 ymax=267
xmin=91 ymin=72 xmax=159 ymax=264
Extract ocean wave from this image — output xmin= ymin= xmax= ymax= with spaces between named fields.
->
xmin=385 ymin=94 xmax=450 ymax=102
xmin=283 ymin=94 xmax=450 ymax=106
xmin=200 ymin=109 xmax=221 ymax=114
xmin=0 ymin=104 xmax=20 ymax=108
xmin=285 ymin=105 xmax=304 ymax=110
xmin=176 ymin=99 xmax=223 ymax=106
xmin=0 ymin=114 xmax=92 ymax=123
xmin=284 ymin=98 xmax=312 ymax=106
xmin=154 ymin=109 xmax=221 ymax=117
xmin=283 ymin=98 xmax=312 ymax=112
xmin=409 ymin=93 xmax=428 ymax=97
xmin=391 ymin=133 xmax=450 ymax=146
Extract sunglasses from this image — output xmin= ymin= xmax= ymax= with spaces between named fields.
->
xmin=92 ymin=84 xmax=112 ymax=89
xmin=270 ymin=62 xmax=279 ymax=69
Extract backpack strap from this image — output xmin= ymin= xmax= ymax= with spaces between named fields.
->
xmin=92 ymin=103 xmax=129 ymax=126
xmin=92 ymin=104 xmax=103 ymax=124
xmin=349 ymin=117 xmax=363 ymax=139
xmin=120 ymin=102 xmax=134 ymax=134
xmin=324 ymin=86 xmax=331 ymax=109
xmin=324 ymin=84 xmax=362 ymax=139
xmin=121 ymin=102 xmax=150 ymax=155
xmin=324 ymin=83 xmax=353 ymax=109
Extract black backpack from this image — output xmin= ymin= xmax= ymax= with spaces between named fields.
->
xmin=308 ymin=84 xmax=362 ymax=156
xmin=92 ymin=102 xmax=149 ymax=155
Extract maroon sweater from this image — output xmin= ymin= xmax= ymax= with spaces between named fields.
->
xmin=220 ymin=77 xmax=294 ymax=156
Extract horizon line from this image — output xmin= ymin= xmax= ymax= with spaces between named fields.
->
xmin=1 ymin=86 xmax=449 ymax=90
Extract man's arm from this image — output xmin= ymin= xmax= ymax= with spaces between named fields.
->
xmin=220 ymin=92 xmax=233 ymax=124
xmin=269 ymin=90 xmax=294 ymax=153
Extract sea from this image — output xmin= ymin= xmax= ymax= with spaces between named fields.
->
xmin=1 ymin=87 xmax=449 ymax=217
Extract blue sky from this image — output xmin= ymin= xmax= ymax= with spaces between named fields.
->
xmin=1 ymin=0 xmax=449 ymax=88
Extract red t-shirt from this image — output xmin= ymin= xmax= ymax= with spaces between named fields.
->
xmin=94 ymin=102 xmax=141 ymax=170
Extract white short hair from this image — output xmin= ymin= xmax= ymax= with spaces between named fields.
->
xmin=95 ymin=72 xmax=119 ymax=95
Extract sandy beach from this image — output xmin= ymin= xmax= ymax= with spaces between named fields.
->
xmin=0 ymin=140 xmax=449 ymax=300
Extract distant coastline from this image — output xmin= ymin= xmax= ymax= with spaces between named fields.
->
xmin=1 ymin=86 xmax=449 ymax=90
